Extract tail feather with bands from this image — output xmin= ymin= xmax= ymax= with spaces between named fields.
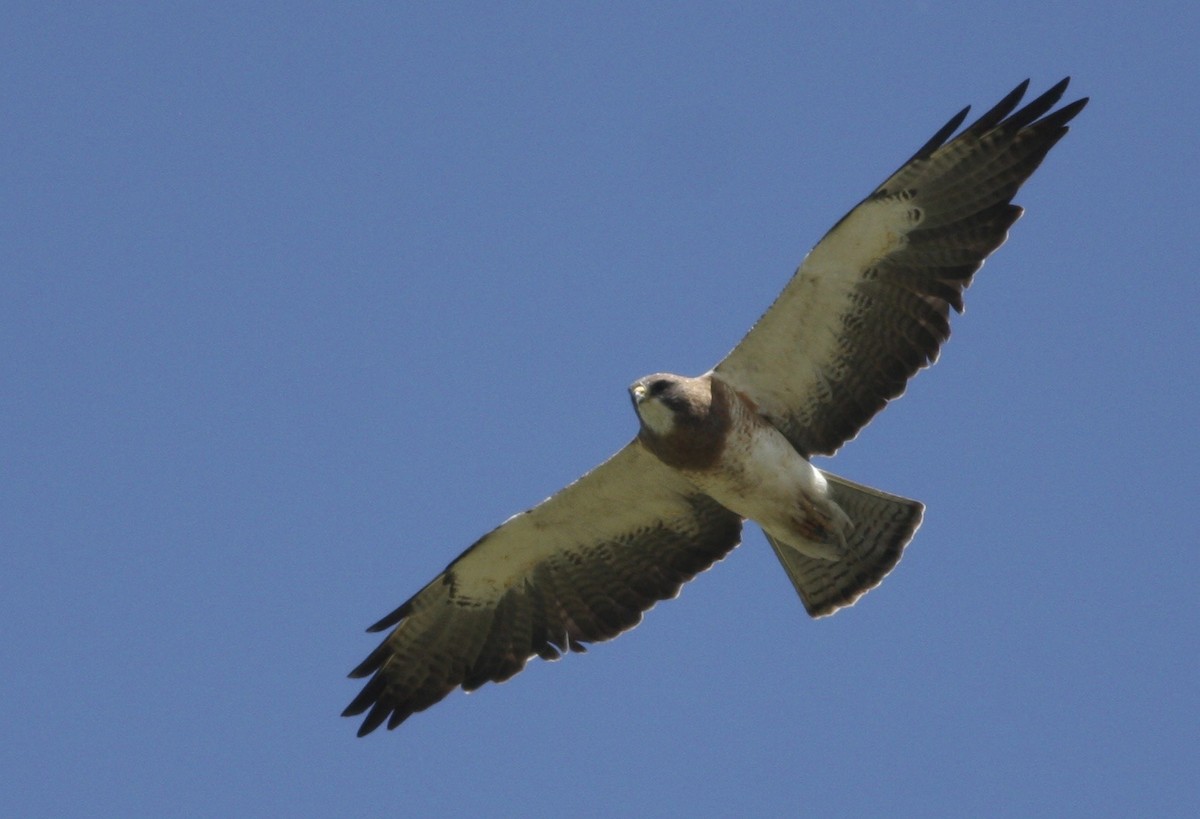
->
xmin=764 ymin=471 xmax=923 ymax=617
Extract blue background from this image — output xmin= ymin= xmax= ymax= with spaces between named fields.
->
xmin=4 ymin=3 xmax=1196 ymax=816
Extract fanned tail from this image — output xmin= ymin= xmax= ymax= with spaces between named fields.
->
xmin=765 ymin=472 xmax=923 ymax=617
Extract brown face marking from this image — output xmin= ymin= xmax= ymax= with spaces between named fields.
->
xmin=635 ymin=375 xmax=733 ymax=472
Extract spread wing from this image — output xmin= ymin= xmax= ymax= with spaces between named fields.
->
xmin=342 ymin=442 xmax=743 ymax=735
xmin=714 ymin=78 xmax=1088 ymax=456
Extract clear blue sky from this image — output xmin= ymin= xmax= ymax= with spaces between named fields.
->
xmin=4 ymin=3 xmax=1197 ymax=817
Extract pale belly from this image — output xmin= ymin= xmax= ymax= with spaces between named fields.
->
xmin=683 ymin=422 xmax=848 ymax=559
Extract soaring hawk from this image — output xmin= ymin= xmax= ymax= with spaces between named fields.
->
xmin=344 ymin=79 xmax=1087 ymax=735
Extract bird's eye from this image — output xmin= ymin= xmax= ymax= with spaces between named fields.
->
xmin=649 ymin=379 xmax=671 ymax=396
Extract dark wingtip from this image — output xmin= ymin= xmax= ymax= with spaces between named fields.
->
xmin=963 ymin=78 xmax=1030 ymax=135
xmin=366 ymin=599 xmax=412 ymax=633
xmin=343 ymin=675 xmax=407 ymax=737
xmin=903 ymin=104 xmax=970 ymax=166
xmin=346 ymin=637 xmax=393 ymax=679
xmin=1049 ymin=95 xmax=1090 ymax=127
xmin=342 ymin=674 xmax=385 ymax=716
xmin=356 ymin=700 xmax=393 ymax=736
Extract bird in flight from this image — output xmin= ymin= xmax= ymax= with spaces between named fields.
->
xmin=344 ymin=79 xmax=1087 ymax=736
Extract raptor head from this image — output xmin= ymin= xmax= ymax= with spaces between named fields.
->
xmin=629 ymin=374 xmax=710 ymax=437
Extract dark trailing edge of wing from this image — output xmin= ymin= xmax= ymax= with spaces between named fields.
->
xmin=343 ymin=489 xmax=743 ymax=736
xmin=763 ymin=78 xmax=1087 ymax=457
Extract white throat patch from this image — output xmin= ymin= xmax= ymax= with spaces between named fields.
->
xmin=636 ymin=397 xmax=677 ymax=437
